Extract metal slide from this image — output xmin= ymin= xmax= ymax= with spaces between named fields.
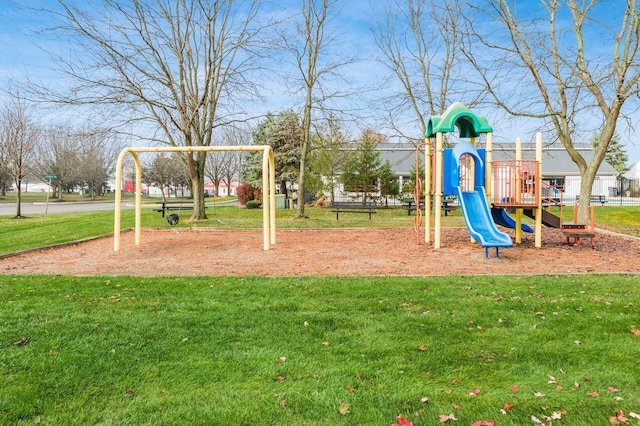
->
xmin=490 ymin=207 xmax=534 ymax=233
xmin=456 ymin=186 xmax=513 ymax=256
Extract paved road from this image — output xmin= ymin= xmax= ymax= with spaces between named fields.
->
xmin=0 ymin=199 xmax=235 ymax=216
xmin=0 ymin=201 xmax=134 ymax=216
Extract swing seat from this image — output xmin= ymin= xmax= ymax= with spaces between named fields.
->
xmin=167 ymin=213 xmax=180 ymax=226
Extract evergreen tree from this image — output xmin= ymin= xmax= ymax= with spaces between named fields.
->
xmin=591 ymin=130 xmax=628 ymax=176
xmin=245 ymin=111 xmax=303 ymax=197
xmin=341 ymin=129 xmax=384 ymax=202
xmin=308 ymin=117 xmax=351 ymax=203
xmin=379 ymin=159 xmax=399 ymax=206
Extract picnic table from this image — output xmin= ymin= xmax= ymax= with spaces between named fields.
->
xmin=403 ymin=199 xmax=457 ymax=216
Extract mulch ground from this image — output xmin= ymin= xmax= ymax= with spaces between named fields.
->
xmin=1 ymin=227 xmax=638 ymax=276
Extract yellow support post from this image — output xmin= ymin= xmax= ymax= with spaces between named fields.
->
xmin=425 ymin=138 xmax=431 ymax=244
xmin=535 ymin=132 xmax=543 ymax=248
xmin=485 ymin=132 xmax=493 ymax=204
xmin=515 ymin=137 xmax=522 ymax=244
xmin=434 ymin=132 xmax=443 ymax=249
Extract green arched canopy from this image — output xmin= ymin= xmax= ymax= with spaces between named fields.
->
xmin=426 ymin=102 xmax=493 ymax=138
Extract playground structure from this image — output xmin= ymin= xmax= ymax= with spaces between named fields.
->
xmin=113 ymin=145 xmax=276 ymax=251
xmin=416 ymin=103 xmax=595 ymax=257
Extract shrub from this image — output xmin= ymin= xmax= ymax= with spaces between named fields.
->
xmin=237 ymin=182 xmax=261 ymax=206
xmin=245 ymin=200 xmax=262 ymax=209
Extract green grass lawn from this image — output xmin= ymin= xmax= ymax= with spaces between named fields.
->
xmin=1 ymin=203 xmax=639 ymax=424
xmin=1 ymin=274 xmax=639 ymax=425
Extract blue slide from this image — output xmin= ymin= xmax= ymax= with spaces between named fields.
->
xmin=446 ymin=140 xmax=512 ymax=257
xmin=455 ymin=186 xmax=513 ymax=255
xmin=491 ymin=207 xmax=534 ymax=233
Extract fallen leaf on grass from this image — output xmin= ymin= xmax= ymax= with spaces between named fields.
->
xmin=608 ymin=386 xmax=620 ymax=393
xmin=124 ymin=390 xmax=134 ymax=398
xmin=531 ymin=415 xmax=545 ymax=425
xmin=439 ymin=413 xmax=458 ymax=422
xmin=280 ymin=400 xmax=288 ymax=407
xmin=510 ymin=385 xmax=520 ymax=392
xmin=418 ymin=345 xmax=427 ymax=351
xmin=347 ymin=384 xmax=356 ymax=393
xmin=630 ymin=412 xmax=640 ymax=419
xmin=630 ymin=326 xmax=640 ymax=336
xmin=451 ymin=403 xmax=461 ymax=409
xmin=609 ymin=410 xmax=630 ymax=424
xmin=420 ymin=396 xmax=429 ymax=403
xmin=391 ymin=415 xmax=413 ymax=426
xmin=468 ymin=388 xmax=480 ymax=396
xmin=588 ymin=391 xmax=599 ymax=397
xmin=533 ymin=391 xmax=545 ymax=397
xmin=276 ymin=356 xmax=287 ymax=364
xmin=471 ymin=421 xmax=495 ymax=426
xmin=503 ymin=403 xmax=514 ymax=410
xmin=339 ymin=403 xmax=350 ymax=415
xmin=444 ymin=389 xmax=453 ymax=395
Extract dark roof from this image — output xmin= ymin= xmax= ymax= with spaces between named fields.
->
xmin=378 ymin=142 xmax=617 ymax=177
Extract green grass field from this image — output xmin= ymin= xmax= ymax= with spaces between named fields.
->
xmin=0 ymin=201 xmax=639 ymax=424
xmin=2 ymin=274 xmax=639 ymax=425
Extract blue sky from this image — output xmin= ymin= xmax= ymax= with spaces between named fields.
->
xmin=1 ymin=0 xmax=638 ymax=166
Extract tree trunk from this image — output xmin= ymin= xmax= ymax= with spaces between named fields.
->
xmin=297 ymin=148 xmax=307 ymax=217
xmin=297 ymin=100 xmax=312 ymax=218
xmin=15 ymin=176 xmax=22 ymax=218
xmin=189 ymin=152 xmax=207 ymax=221
xmin=576 ymin=162 xmax=600 ymax=225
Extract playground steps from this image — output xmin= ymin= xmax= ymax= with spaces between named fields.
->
xmin=523 ymin=208 xmax=561 ymax=228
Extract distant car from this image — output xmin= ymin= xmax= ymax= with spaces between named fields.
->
xmin=204 ymin=190 xmax=213 ymax=197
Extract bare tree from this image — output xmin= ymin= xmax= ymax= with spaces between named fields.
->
xmin=205 ymin=126 xmax=248 ymax=197
xmin=35 ymin=125 xmax=82 ymax=200
xmin=279 ymin=0 xmax=356 ymax=217
xmin=0 ymin=93 xmax=40 ymax=218
xmin=373 ymin=0 xmax=466 ymax=139
xmin=463 ymin=0 xmax=640 ymax=222
xmin=144 ymin=153 xmax=187 ymax=203
xmin=77 ymin=131 xmax=121 ymax=199
xmin=43 ymin=0 xmax=263 ymax=220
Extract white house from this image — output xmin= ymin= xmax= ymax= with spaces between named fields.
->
xmin=626 ymin=160 xmax=640 ymax=180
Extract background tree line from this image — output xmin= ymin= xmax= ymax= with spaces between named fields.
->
xmin=1 ymin=0 xmax=638 ymax=224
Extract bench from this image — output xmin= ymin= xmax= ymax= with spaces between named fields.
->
xmin=403 ymin=199 xmax=457 ymax=216
xmin=331 ymin=201 xmax=377 ymax=221
xmin=575 ymin=195 xmax=608 ymax=206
